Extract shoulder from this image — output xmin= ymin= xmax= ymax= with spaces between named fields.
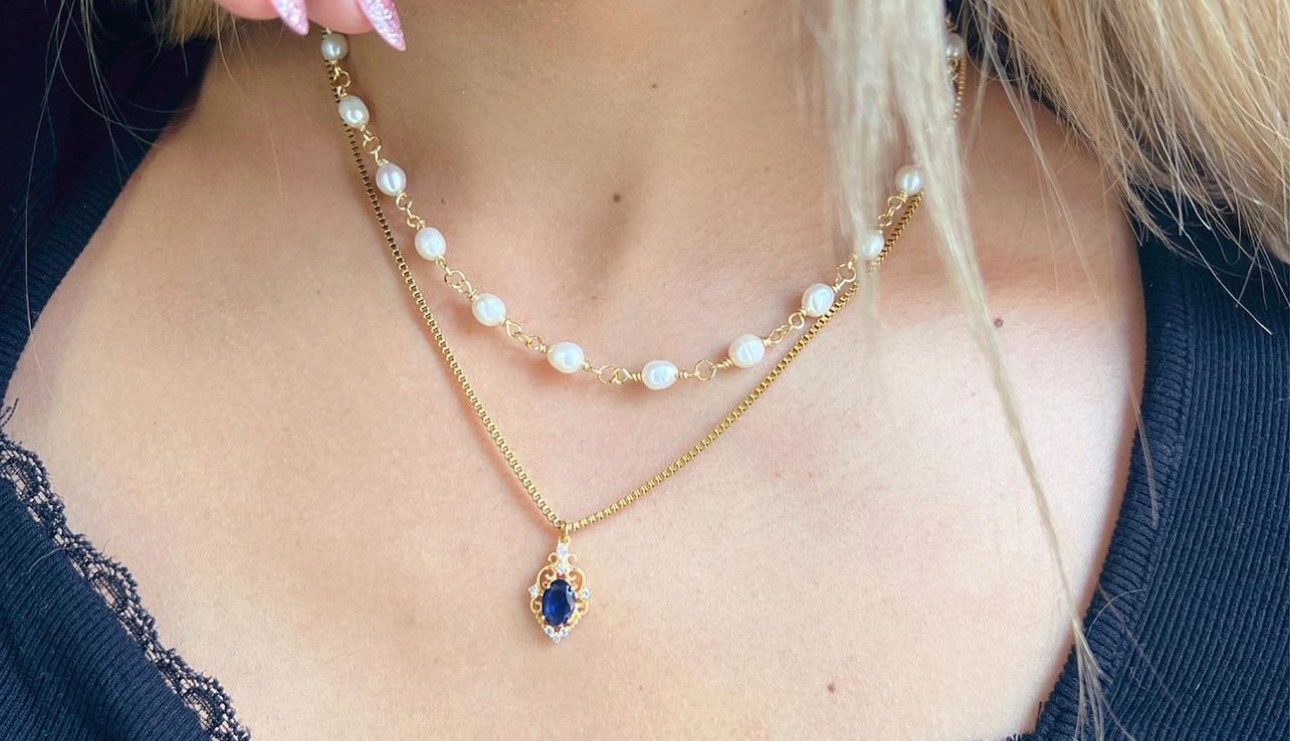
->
xmin=0 ymin=6 xmax=206 ymax=402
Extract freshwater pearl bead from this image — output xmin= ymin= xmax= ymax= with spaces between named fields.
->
xmin=728 ymin=334 xmax=766 ymax=368
xmin=414 ymin=227 xmax=447 ymax=260
xmin=320 ymin=33 xmax=349 ymax=61
xmin=946 ymin=33 xmax=966 ymax=60
xmin=337 ymin=96 xmax=370 ymax=128
xmin=375 ymin=162 xmax=407 ymax=196
xmin=471 ymin=293 xmax=506 ymax=327
xmin=547 ymin=342 xmax=585 ymax=374
xmin=641 ymin=360 xmax=679 ymax=391
xmin=802 ymin=283 xmax=836 ymax=318
xmin=857 ymin=229 xmax=886 ymax=261
xmin=896 ymin=165 xmax=924 ymax=195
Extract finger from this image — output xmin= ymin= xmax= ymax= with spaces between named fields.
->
xmin=354 ymin=0 xmax=405 ymax=51
xmin=207 ymin=0 xmax=402 ymax=50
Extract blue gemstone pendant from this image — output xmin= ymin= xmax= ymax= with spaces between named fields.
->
xmin=528 ymin=534 xmax=590 ymax=644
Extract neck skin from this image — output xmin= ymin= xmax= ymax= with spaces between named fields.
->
xmin=205 ymin=1 xmax=842 ymax=290
xmin=356 ymin=0 xmax=831 ymax=251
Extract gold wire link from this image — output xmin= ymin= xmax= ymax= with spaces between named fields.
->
xmin=591 ymin=365 xmax=634 ymax=385
xmin=358 ymin=130 xmax=386 ymax=165
xmin=327 ymin=62 xmax=351 ymax=96
xmin=393 ymin=192 xmax=417 ymax=224
xmin=443 ymin=268 xmax=476 ymax=299
xmin=693 ymin=359 xmax=719 ymax=381
xmin=876 ymin=193 xmax=909 ymax=230
xmin=834 ymin=261 xmax=859 ymax=289
xmin=390 ymin=188 xmax=430 ymax=231
xmin=503 ymin=319 xmax=548 ymax=354
xmin=330 ymin=57 xmax=923 ymax=535
xmin=950 ymin=57 xmax=965 ymax=120
xmin=766 ymin=310 xmax=805 ymax=345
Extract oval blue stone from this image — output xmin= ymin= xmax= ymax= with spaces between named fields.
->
xmin=541 ymin=579 xmax=577 ymax=626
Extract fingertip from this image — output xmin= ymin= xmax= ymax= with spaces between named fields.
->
xmin=356 ymin=0 xmax=406 ymax=51
xmin=271 ymin=0 xmax=310 ymax=35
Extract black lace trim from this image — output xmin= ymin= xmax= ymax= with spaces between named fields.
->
xmin=0 ymin=404 xmax=251 ymax=740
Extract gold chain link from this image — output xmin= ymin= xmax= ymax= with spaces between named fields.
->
xmin=328 ymin=62 xmax=925 ymax=535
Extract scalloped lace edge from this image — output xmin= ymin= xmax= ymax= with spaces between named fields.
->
xmin=0 ymin=404 xmax=251 ymax=740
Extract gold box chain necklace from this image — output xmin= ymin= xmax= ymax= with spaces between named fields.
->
xmin=325 ymin=34 xmax=939 ymax=643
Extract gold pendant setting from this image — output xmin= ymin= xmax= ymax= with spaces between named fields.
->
xmin=528 ymin=534 xmax=591 ymax=644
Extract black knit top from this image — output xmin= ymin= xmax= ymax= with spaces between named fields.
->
xmin=1 ymin=5 xmax=1286 ymax=740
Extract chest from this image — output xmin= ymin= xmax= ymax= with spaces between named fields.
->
xmin=7 ymin=283 xmax=1140 ymax=738
xmin=3 ymin=128 xmax=1142 ymax=740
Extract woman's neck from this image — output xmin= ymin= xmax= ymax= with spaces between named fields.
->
xmin=202 ymin=2 xmax=838 ymax=276
xmin=351 ymin=1 xmax=824 ymax=191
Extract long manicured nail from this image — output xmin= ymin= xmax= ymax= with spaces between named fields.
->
xmin=357 ymin=0 xmax=406 ymax=51
xmin=271 ymin=0 xmax=309 ymax=35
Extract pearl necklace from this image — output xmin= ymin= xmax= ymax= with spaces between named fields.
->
xmin=318 ymin=29 xmax=964 ymax=391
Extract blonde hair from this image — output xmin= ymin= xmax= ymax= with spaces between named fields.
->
xmin=820 ymin=3 xmax=1286 ymax=738
xmin=138 ymin=1 xmax=1290 ymax=738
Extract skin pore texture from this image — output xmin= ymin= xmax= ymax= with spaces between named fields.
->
xmin=6 ymin=2 xmax=1143 ymax=739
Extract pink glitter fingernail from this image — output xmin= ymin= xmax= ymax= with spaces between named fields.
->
xmin=271 ymin=0 xmax=309 ymax=35
xmin=357 ymin=0 xmax=406 ymax=51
